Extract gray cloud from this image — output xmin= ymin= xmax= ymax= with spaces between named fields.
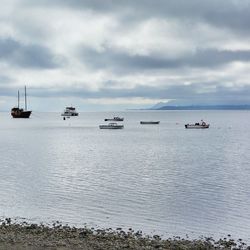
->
xmin=0 ymin=38 xmax=64 ymax=69
xmin=12 ymin=82 xmax=249 ymax=106
xmin=188 ymin=49 xmax=250 ymax=67
xmin=0 ymin=75 xmax=12 ymax=84
xmin=97 ymin=84 xmax=250 ymax=105
xmin=80 ymin=46 xmax=250 ymax=73
xmin=1 ymin=0 xmax=250 ymax=110
xmin=23 ymin=0 xmax=250 ymax=34
xmin=80 ymin=47 xmax=180 ymax=72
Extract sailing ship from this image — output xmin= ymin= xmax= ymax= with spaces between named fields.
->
xmin=11 ymin=86 xmax=32 ymax=118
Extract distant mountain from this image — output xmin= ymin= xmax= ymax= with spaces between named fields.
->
xmin=151 ymin=105 xmax=250 ymax=110
xmin=150 ymin=102 xmax=169 ymax=109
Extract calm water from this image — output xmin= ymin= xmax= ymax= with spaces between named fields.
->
xmin=0 ymin=110 xmax=250 ymax=240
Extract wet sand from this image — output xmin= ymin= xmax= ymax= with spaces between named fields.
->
xmin=0 ymin=219 xmax=247 ymax=249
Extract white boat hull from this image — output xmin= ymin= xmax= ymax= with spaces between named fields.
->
xmin=104 ymin=117 xmax=124 ymax=121
xmin=185 ymin=124 xmax=209 ymax=129
xmin=61 ymin=113 xmax=78 ymax=116
xmin=99 ymin=122 xmax=124 ymax=129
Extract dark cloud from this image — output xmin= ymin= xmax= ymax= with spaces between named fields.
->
xmin=99 ymin=84 xmax=250 ymax=105
xmin=0 ymin=38 xmax=64 ymax=69
xmin=1 ymin=0 xmax=250 ymax=109
xmin=0 ymin=75 xmax=12 ymax=84
xmin=80 ymin=47 xmax=180 ymax=72
xmin=80 ymin=46 xmax=250 ymax=73
xmin=189 ymin=49 xmax=250 ymax=67
xmin=0 ymin=86 xmax=17 ymax=96
xmin=23 ymin=0 xmax=250 ymax=34
xmin=15 ymin=82 xmax=250 ymax=106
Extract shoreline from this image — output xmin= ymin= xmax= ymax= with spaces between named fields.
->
xmin=0 ymin=219 xmax=247 ymax=249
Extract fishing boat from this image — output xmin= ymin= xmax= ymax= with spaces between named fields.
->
xmin=61 ymin=106 xmax=79 ymax=116
xmin=104 ymin=116 xmax=124 ymax=121
xmin=140 ymin=121 xmax=160 ymax=124
xmin=11 ymin=86 xmax=32 ymax=118
xmin=99 ymin=122 xmax=124 ymax=129
xmin=185 ymin=120 xmax=209 ymax=129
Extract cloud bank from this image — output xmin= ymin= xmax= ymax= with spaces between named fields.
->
xmin=0 ymin=0 xmax=250 ymax=110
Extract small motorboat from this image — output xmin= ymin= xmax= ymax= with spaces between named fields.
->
xmin=185 ymin=120 xmax=209 ymax=129
xmin=99 ymin=122 xmax=124 ymax=129
xmin=61 ymin=106 xmax=79 ymax=116
xmin=104 ymin=116 xmax=124 ymax=121
xmin=140 ymin=121 xmax=160 ymax=124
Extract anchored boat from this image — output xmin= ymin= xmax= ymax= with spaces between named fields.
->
xmin=185 ymin=120 xmax=209 ymax=129
xmin=61 ymin=106 xmax=79 ymax=116
xmin=99 ymin=122 xmax=124 ymax=129
xmin=104 ymin=116 xmax=124 ymax=121
xmin=140 ymin=121 xmax=160 ymax=124
xmin=11 ymin=86 xmax=32 ymax=118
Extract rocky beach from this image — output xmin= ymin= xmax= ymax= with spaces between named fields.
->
xmin=0 ymin=219 xmax=248 ymax=249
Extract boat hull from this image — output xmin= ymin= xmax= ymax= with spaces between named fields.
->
xmin=104 ymin=118 xmax=124 ymax=121
xmin=140 ymin=121 xmax=160 ymax=124
xmin=185 ymin=124 xmax=209 ymax=129
xmin=61 ymin=113 xmax=79 ymax=116
xmin=11 ymin=110 xmax=32 ymax=118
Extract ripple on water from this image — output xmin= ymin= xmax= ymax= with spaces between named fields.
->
xmin=0 ymin=111 xmax=250 ymax=241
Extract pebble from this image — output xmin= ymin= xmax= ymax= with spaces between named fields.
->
xmin=0 ymin=219 xmax=248 ymax=249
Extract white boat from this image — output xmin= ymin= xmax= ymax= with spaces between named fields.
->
xmin=99 ymin=122 xmax=124 ymax=129
xmin=104 ymin=116 xmax=124 ymax=121
xmin=140 ymin=121 xmax=160 ymax=124
xmin=61 ymin=106 xmax=79 ymax=116
xmin=185 ymin=120 xmax=209 ymax=129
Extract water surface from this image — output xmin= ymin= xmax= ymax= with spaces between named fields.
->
xmin=0 ymin=110 xmax=250 ymax=240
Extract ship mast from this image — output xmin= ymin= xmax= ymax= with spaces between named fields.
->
xmin=25 ymin=85 xmax=27 ymax=111
xmin=18 ymin=90 xmax=20 ymax=109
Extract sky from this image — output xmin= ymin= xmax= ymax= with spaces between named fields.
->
xmin=1 ymin=0 xmax=250 ymax=111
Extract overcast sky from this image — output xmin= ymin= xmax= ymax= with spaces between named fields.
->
xmin=1 ymin=0 xmax=250 ymax=111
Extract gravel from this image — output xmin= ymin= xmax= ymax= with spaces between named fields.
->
xmin=0 ymin=218 xmax=248 ymax=249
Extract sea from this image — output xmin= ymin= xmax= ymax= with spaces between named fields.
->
xmin=0 ymin=110 xmax=250 ymax=241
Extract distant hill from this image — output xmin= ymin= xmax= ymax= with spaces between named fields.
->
xmin=151 ymin=105 xmax=250 ymax=110
xmin=150 ymin=102 xmax=169 ymax=109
